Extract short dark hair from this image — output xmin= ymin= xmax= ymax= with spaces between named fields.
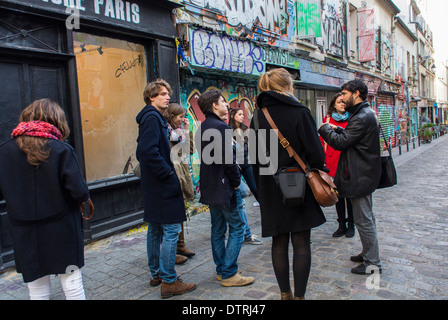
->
xmin=341 ymin=79 xmax=368 ymax=101
xmin=197 ymin=89 xmax=223 ymax=114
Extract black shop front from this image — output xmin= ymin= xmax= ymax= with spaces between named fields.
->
xmin=0 ymin=0 xmax=181 ymax=269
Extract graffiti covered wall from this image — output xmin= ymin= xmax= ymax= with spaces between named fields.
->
xmin=187 ymin=27 xmax=301 ymax=75
xmin=180 ymin=75 xmax=258 ymax=194
xmin=176 ymin=0 xmax=347 ymax=55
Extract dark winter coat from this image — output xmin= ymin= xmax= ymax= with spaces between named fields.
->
xmin=195 ymin=112 xmax=241 ymax=208
xmin=318 ymin=100 xmax=381 ymax=198
xmin=0 ymin=138 xmax=89 ymax=283
xmin=251 ymin=91 xmax=327 ymax=237
xmin=136 ymin=105 xmax=186 ymax=224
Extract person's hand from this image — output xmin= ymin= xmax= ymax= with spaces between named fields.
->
xmin=183 ymin=117 xmax=190 ymax=132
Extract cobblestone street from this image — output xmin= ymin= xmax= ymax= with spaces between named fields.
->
xmin=1 ymin=135 xmax=448 ymax=303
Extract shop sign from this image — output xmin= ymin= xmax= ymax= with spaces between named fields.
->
xmin=2 ymin=0 xmax=176 ymax=36
xmin=299 ymin=58 xmax=353 ymax=88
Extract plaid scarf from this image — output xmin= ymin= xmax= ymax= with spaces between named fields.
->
xmin=11 ymin=121 xmax=63 ymax=141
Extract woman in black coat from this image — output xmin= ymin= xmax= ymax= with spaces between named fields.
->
xmin=250 ymin=68 xmax=327 ymax=300
xmin=0 ymin=99 xmax=90 ymax=299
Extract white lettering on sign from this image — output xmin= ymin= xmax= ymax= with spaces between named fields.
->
xmin=40 ymin=0 xmax=140 ymax=24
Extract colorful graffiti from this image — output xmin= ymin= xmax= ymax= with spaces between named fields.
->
xmin=190 ymin=29 xmax=264 ymax=74
xmin=319 ymin=0 xmax=344 ymax=57
xmin=379 ymin=31 xmax=392 ymax=75
xmin=178 ymin=0 xmax=291 ymax=47
xmin=188 ymin=28 xmax=301 ymax=75
xmin=358 ymin=7 xmax=376 ymax=62
xmin=295 ymin=0 xmax=322 ymax=39
xmin=177 ymin=0 xmax=347 ymax=51
xmin=180 ymin=76 xmax=258 ymax=194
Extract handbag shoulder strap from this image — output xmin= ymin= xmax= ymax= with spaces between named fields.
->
xmin=379 ymin=123 xmax=392 ymax=157
xmin=261 ymin=108 xmax=308 ymax=173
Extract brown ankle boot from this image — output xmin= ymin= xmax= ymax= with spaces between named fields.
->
xmin=177 ymin=223 xmax=195 ymax=257
xmin=281 ymin=290 xmax=293 ymax=300
xmin=175 ymin=254 xmax=187 ymax=264
xmin=161 ymin=279 xmax=197 ymax=299
xmin=294 ymin=295 xmax=305 ymax=300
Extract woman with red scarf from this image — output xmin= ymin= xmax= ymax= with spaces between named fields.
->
xmin=0 ymin=99 xmax=90 ymax=299
xmin=320 ymin=93 xmax=354 ymax=238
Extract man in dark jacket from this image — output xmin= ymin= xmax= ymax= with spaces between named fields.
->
xmin=136 ymin=79 xmax=196 ymax=298
xmin=195 ymin=89 xmax=254 ymax=287
xmin=319 ymin=79 xmax=382 ymax=275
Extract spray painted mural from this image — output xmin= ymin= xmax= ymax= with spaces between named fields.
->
xmin=187 ymin=27 xmax=301 ymax=75
xmin=175 ymin=0 xmax=347 ymax=54
xmin=176 ymin=0 xmax=293 ymax=47
xmin=180 ymin=76 xmax=258 ymax=194
xmin=318 ymin=0 xmax=345 ymax=57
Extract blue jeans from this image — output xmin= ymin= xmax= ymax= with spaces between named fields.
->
xmin=237 ymin=190 xmax=252 ymax=239
xmin=209 ymin=189 xmax=245 ymax=280
xmin=147 ymin=222 xmax=181 ymax=284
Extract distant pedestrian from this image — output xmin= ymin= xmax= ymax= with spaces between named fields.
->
xmin=251 ymin=68 xmax=327 ymax=300
xmin=0 ymin=99 xmax=90 ymax=300
xmin=136 ymin=79 xmax=196 ymax=298
xmin=319 ymin=79 xmax=382 ymax=275
xmin=164 ymin=103 xmax=196 ymax=259
xmin=196 ymin=89 xmax=255 ymax=287
xmin=229 ymin=108 xmax=262 ymax=245
xmin=320 ymin=93 xmax=354 ymax=238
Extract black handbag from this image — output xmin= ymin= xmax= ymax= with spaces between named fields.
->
xmin=377 ymin=125 xmax=397 ymax=189
xmin=274 ymin=167 xmax=306 ymax=206
xmin=262 ymin=108 xmax=338 ymax=207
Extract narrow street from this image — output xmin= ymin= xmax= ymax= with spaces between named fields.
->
xmin=1 ymin=135 xmax=447 ymax=302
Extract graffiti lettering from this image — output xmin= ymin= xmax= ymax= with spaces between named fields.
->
xmin=114 ymin=54 xmax=143 ymax=77
xmin=295 ymin=0 xmax=321 ymax=38
xmin=186 ymin=0 xmax=288 ymax=37
xmin=322 ymin=4 xmax=343 ymax=57
xmin=191 ymin=29 xmax=264 ymax=74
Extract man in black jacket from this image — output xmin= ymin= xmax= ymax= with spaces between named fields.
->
xmin=319 ymin=80 xmax=382 ymax=275
xmin=195 ymin=89 xmax=254 ymax=287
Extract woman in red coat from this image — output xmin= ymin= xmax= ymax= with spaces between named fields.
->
xmin=320 ymin=93 xmax=354 ymax=238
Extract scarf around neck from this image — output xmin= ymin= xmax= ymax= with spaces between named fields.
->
xmin=11 ymin=121 xmax=63 ymax=141
xmin=331 ymin=112 xmax=350 ymax=122
xmin=167 ymin=123 xmax=186 ymax=143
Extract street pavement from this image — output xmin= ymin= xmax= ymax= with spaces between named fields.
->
xmin=1 ymin=134 xmax=448 ymax=302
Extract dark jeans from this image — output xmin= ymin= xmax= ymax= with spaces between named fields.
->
xmin=241 ymin=166 xmax=258 ymax=201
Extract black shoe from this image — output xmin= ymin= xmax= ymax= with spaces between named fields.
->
xmin=332 ymin=224 xmax=347 ymax=237
xmin=345 ymin=223 xmax=355 ymax=238
xmin=350 ymin=254 xmax=363 ymax=263
xmin=351 ymin=263 xmax=382 ymax=275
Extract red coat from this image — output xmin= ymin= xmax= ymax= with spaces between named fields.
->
xmin=320 ymin=115 xmax=349 ymax=177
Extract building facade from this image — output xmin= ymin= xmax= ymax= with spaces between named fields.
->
xmin=0 ymin=0 xmax=182 ymax=268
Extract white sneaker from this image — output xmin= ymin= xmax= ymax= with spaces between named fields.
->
xmin=252 ymin=201 xmax=260 ymax=207
xmin=244 ymin=235 xmax=262 ymax=245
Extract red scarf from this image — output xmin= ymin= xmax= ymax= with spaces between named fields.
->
xmin=11 ymin=121 xmax=63 ymax=141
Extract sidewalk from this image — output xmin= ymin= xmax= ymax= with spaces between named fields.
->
xmin=1 ymin=134 xmax=448 ymax=301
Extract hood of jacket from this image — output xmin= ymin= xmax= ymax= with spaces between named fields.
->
xmin=256 ymin=90 xmax=307 ymax=109
xmin=136 ymin=105 xmax=167 ymax=127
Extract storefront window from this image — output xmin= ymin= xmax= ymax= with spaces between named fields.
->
xmin=74 ymin=32 xmax=146 ymax=182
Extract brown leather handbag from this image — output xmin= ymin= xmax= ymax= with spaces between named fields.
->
xmin=262 ymin=108 xmax=339 ymax=207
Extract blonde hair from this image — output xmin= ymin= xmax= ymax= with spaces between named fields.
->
xmin=257 ymin=68 xmax=293 ymax=94
xmin=143 ymin=78 xmax=173 ymax=105
xmin=16 ymin=98 xmax=70 ymax=166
